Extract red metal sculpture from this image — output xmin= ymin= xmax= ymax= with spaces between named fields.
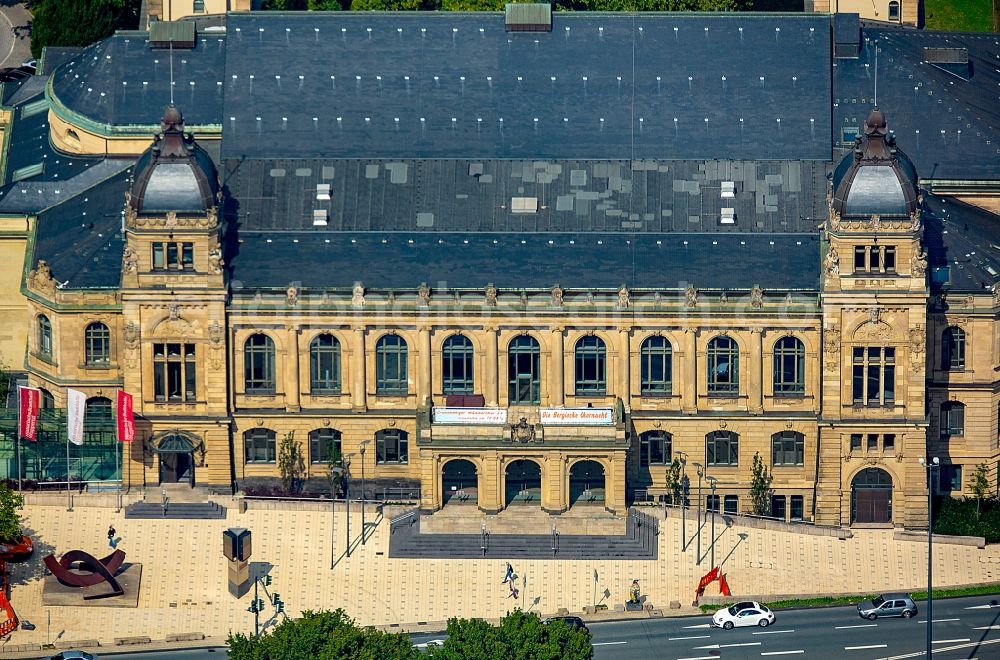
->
xmin=0 ymin=535 xmax=34 ymax=635
xmin=44 ymin=549 xmax=127 ymax=599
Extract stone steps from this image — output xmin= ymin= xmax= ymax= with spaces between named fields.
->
xmin=124 ymin=501 xmax=227 ymax=520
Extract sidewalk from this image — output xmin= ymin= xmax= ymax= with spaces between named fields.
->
xmin=1 ymin=501 xmax=997 ymax=654
xmin=0 ymin=3 xmax=32 ymax=69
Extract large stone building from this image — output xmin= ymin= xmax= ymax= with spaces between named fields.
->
xmin=1 ymin=10 xmax=998 ymax=528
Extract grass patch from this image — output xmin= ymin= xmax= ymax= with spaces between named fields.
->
xmin=698 ymin=583 xmax=1000 ymax=614
xmin=924 ymin=0 xmax=994 ymax=32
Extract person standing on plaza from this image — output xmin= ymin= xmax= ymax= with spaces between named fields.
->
xmin=108 ymin=524 xmax=117 ymax=549
xmin=502 ymin=562 xmax=514 ymax=584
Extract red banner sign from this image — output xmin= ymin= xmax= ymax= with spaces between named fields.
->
xmin=116 ymin=390 xmax=135 ymax=443
xmin=17 ymin=387 xmax=39 ymax=441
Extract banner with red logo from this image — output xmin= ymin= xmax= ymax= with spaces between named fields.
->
xmin=17 ymin=387 xmax=40 ymax=441
xmin=116 ymin=390 xmax=134 ymax=443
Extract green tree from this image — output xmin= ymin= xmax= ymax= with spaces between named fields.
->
xmin=748 ymin=451 xmax=773 ymax=516
xmin=326 ymin=438 xmax=345 ymax=498
xmin=428 ymin=610 xmax=592 ymax=660
xmin=277 ymin=431 xmax=305 ymax=495
xmin=29 ymin=0 xmax=140 ymax=59
xmin=0 ymin=483 xmax=24 ymax=543
xmin=970 ymin=463 xmax=992 ymax=512
xmin=665 ymin=458 xmax=683 ymax=505
xmin=228 ymin=609 xmax=421 ymax=660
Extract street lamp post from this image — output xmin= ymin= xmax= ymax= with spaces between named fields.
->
xmin=360 ymin=440 xmax=370 ymax=545
xmin=330 ymin=463 xmax=344 ymax=569
xmin=919 ymin=456 xmax=940 ymax=658
xmin=676 ymin=451 xmax=688 ymax=551
xmin=693 ymin=462 xmax=704 ymax=565
xmin=344 ymin=455 xmax=353 ymax=558
xmin=706 ymin=475 xmax=719 ymax=569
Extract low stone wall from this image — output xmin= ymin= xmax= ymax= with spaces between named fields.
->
xmin=649 ymin=505 xmax=852 ymax=540
xmin=893 ymin=529 xmax=986 ymax=549
xmin=419 ymin=511 xmax=627 ymax=536
xmin=20 ymin=490 xmax=143 ymax=509
xmin=699 ymin=580 xmax=1000 ymax=607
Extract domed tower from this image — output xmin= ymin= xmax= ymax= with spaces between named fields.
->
xmin=120 ymin=105 xmax=230 ymax=490
xmin=816 ymin=107 xmax=930 ymax=529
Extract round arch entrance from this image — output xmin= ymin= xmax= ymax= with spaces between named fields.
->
xmin=569 ymin=460 xmax=606 ymax=506
xmin=505 ymin=459 xmax=542 ymax=507
xmin=441 ymin=459 xmax=478 ymax=506
xmin=851 ymin=468 xmax=893 ymax=524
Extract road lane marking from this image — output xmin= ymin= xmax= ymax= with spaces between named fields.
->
xmin=919 ymin=618 xmax=960 ymax=623
xmin=879 ymin=636 xmax=1000 ymax=659
xmin=974 ymin=625 xmax=1000 ymax=630
xmin=836 ymin=624 xmax=877 ymax=629
xmin=845 ymin=644 xmax=888 ymax=650
xmin=668 ymin=635 xmax=711 ymax=641
xmin=677 ymin=656 xmax=718 ymax=660
xmin=753 ymin=629 xmax=794 ymax=635
xmin=592 ymin=641 xmax=627 ymax=646
xmin=695 ymin=642 xmax=762 ymax=649
xmin=761 ymin=652 xmax=805 ymax=656
xmin=933 ymin=638 xmax=971 ymax=644
xmin=683 ymin=623 xmax=712 ymax=629
xmin=965 ymin=604 xmax=1000 ymax=610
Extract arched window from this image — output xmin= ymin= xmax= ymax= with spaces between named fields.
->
xmin=772 ymin=431 xmax=804 ymax=466
xmin=244 ymin=334 xmax=276 ymax=394
xmin=888 ymin=0 xmax=900 ymax=20
xmin=640 ymin=336 xmax=672 ymax=395
xmin=574 ymin=335 xmax=607 ymax=395
xmin=244 ymin=428 xmax=277 ymax=463
xmin=508 ymin=335 xmax=541 ymax=404
xmin=375 ymin=334 xmax=408 ymax=395
xmin=309 ymin=334 xmax=341 ymax=394
xmin=706 ymin=430 xmax=739 ymax=466
xmin=37 ymin=315 xmax=52 ymax=357
xmin=84 ymin=322 xmax=111 ymax=366
xmin=442 ymin=334 xmax=474 ymax=395
xmin=941 ymin=401 xmax=965 ymax=438
xmin=375 ymin=428 xmax=409 ymax=464
xmin=773 ymin=336 xmax=805 ymax=395
xmin=639 ymin=430 xmax=671 ymax=467
xmin=85 ymin=396 xmax=114 ymax=445
xmin=309 ymin=428 xmax=341 ymax=464
xmin=941 ymin=327 xmax=965 ymax=371
xmin=707 ymin=336 xmax=739 ymax=395
xmin=39 ymin=388 xmax=54 ymax=410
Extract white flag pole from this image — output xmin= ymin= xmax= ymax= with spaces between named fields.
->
xmin=114 ymin=390 xmax=121 ymax=512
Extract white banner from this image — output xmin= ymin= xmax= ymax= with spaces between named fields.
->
xmin=432 ymin=407 xmax=508 ymax=425
xmin=539 ymin=408 xmax=614 ymax=426
xmin=66 ymin=388 xmax=87 ymax=446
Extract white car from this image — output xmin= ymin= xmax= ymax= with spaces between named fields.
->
xmin=712 ymin=601 xmax=775 ymax=629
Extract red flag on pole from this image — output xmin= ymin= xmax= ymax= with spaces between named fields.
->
xmin=17 ymin=387 xmax=40 ymax=441
xmin=116 ymin=391 xmax=134 ymax=443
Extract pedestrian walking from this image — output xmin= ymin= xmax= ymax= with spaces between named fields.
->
xmin=508 ymin=581 xmax=519 ymax=599
xmin=502 ymin=562 xmax=514 ymax=584
xmin=107 ymin=525 xmax=117 ymax=549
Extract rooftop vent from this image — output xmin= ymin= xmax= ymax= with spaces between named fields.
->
xmin=924 ymin=47 xmax=972 ymax=80
xmin=832 ymin=13 xmax=860 ymax=59
xmin=312 ymin=210 xmax=328 ymax=226
xmin=720 ymin=208 xmax=736 ymax=225
xmin=721 ymin=181 xmax=736 ymax=199
xmin=149 ymin=21 xmax=197 ymax=49
xmin=316 ymin=183 xmax=331 ymax=201
xmin=505 ymin=3 xmax=552 ymax=32
xmin=511 ymin=197 xmax=538 ymax=214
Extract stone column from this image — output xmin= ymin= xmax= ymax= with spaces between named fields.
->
xmin=352 ymin=325 xmax=367 ymax=411
xmin=749 ymin=327 xmax=763 ymax=414
xmin=550 ymin=327 xmax=564 ymax=406
xmin=484 ymin=326 xmax=499 ymax=407
xmin=286 ymin=325 xmax=301 ymax=412
xmin=683 ymin=329 xmax=698 ymax=413
xmin=619 ymin=326 xmax=631 ymax=408
xmin=419 ymin=326 xmax=432 ymax=406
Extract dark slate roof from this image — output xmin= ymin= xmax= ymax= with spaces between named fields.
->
xmin=220 ymin=13 xmax=832 ymax=161
xmin=48 ymin=32 xmax=227 ymax=129
xmin=833 ymin=28 xmax=1000 ymax=180
xmin=223 ymin=158 xmax=828 ymax=234
xmin=31 ymin=172 xmax=129 ymax=289
xmin=923 ymin=195 xmax=1000 ymax=293
xmin=229 ymin=231 xmax=820 ymax=291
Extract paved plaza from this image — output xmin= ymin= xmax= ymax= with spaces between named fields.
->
xmin=2 ymin=499 xmax=998 ymax=653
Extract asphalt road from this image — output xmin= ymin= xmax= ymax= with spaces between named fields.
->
xmin=32 ymin=648 xmax=229 ymax=659
xmin=411 ymin=593 xmax=1000 ymax=659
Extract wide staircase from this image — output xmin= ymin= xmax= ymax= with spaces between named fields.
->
xmin=124 ymin=484 xmax=227 ymax=520
xmin=389 ymin=507 xmax=657 ymax=560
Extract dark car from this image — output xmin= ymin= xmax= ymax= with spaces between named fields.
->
xmin=857 ymin=593 xmax=917 ymax=620
xmin=544 ymin=616 xmax=588 ymax=632
xmin=50 ymin=651 xmax=98 ymax=660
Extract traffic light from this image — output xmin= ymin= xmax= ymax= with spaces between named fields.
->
xmin=263 ymin=575 xmax=272 ymax=587
xmin=275 ymin=598 xmax=285 ymax=614
xmin=271 ymin=592 xmax=280 ymax=606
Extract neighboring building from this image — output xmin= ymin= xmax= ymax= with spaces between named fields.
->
xmin=1 ymin=11 xmax=998 ymax=528
xmin=813 ymin=0 xmax=918 ymax=27
xmin=141 ymin=0 xmax=252 ymax=28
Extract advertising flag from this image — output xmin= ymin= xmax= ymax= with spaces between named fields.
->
xmin=116 ymin=390 xmax=135 ymax=443
xmin=17 ymin=386 xmax=40 ymax=441
xmin=66 ymin=388 xmax=86 ymax=446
